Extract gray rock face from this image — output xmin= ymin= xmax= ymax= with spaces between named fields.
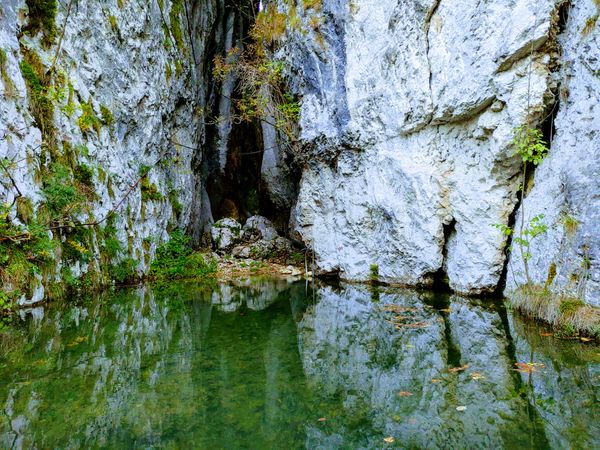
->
xmin=280 ymin=0 xmax=598 ymax=298
xmin=211 ymin=218 xmax=242 ymax=251
xmin=0 ymin=0 xmax=222 ymax=301
xmin=243 ymin=215 xmax=279 ymax=242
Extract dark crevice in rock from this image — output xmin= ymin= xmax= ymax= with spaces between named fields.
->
xmin=432 ymin=218 xmax=455 ymax=292
xmin=496 ymin=195 xmax=520 ymax=296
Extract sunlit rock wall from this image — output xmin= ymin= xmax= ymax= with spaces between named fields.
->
xmin=282 ymin=0 xmax=598 ymax=298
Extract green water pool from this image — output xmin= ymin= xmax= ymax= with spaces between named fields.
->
xmin=1 ymin=280 xmax=599 ymax=449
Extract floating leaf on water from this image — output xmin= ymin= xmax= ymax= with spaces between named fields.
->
xmin=384 ymin=437 xmax=395 ymax=443
xmin=456 ymin=406 xmax=467 ymax=411
xmin=448 ymin=364 xmax=469 ymax=373
xmin=514 ymin=362 xmax=545 ymax=374
xmin=398 ymin=391 xmax=413 ymax=397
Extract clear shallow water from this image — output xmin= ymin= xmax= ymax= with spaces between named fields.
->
xmin=0 ymin=280 xmax=599 ymax=449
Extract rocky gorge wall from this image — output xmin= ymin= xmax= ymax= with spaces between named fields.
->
xmin=278 ymin=0 xmax=599 ymax=305
xmin=0 ymin=0 xmax=231 ymax=304
xmin=1 ymin=0 xmax=598 ymax=314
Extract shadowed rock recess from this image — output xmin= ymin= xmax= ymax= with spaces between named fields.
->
xmin=0 ymin=3 xmax=598 ymax=312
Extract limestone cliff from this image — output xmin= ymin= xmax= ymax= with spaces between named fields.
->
xmin=279 ymin=0 xmax=598 ymax=303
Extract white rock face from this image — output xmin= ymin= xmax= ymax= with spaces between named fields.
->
xmin=283 ymin=0 xmax=583 ymax=294
xmin=506 ymin=0 xmax=600 ymax=306
xmin=211 ymin=218 xmax=242 ymax=251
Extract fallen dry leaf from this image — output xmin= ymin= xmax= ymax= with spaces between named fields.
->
xmin=470 ymin=372 xmax=485 ymax=381
xmin=514 ymin=362 xmax=545 ymax=374
xmin=440 ymin=308 xmax=451 ymax=313
xmin=456 ymin=406 xmax=467 ymax=412
xmin=580 ymin=337 xmax=593 ymax=342
xmin=448 ymin=364 xmax=469 ymax=373
xmin=540 ymin=332 xmax=553 ymax=337
xmin=383 ymin=437 xmax=395 ymax=443
xmin=317 ymin=418 xmax=327 ymax=422
xmin=431 ymin=378 xmax=443 ymax=383
xmin=398 ymin=391 xmax=413 ymax=397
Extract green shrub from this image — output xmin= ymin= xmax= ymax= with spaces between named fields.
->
xmin=108 ymin=258 xmax=138 ymax=284
xmin=150 ymin=230 xmax=216 ymax=280
xmin=42 ymin=163 xmax=83 ymax=220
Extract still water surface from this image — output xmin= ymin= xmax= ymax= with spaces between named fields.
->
xmin=1 ymin=280 xmax=599 ymax=449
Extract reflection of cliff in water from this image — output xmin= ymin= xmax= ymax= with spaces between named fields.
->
xmin=296 ymin=285 xmax=600 ymax=449
xmin=1 ymin=281 xmax=599 ymax=449
xmin=0 ymin=280 xmax=310 ymax=449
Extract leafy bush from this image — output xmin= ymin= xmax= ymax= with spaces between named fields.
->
xmin=150 ymin=230 xmax=216 ymax=280
xmin=108 ymin=258 xmax=138 ymax=284
xmin=42 ymin=163 xmax=83 ymax=220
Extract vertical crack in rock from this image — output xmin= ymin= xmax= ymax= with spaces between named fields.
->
xmin=502 ymin=0 xmax=571 ymax=294
xmin=423 ymin=0 xmax=442 ymax=126
xmin=433 ymin=218 xmax=456 ymax=291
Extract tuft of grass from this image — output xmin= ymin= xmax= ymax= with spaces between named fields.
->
xmin=509 ymin=284 xmax=600 ymax=340
xmin=19 ymin=49 xmax=55 ymax=144
xmin=0 ymin=49 xmax=16 ymax=98
xmin=370 ymin=264 xmax=379 ymax=283
xmin=78 ymin=99 xmax=101 ymax=135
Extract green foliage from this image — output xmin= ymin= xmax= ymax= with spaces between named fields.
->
xmin=370 ymin=264 xmax=379 ymax=283
xmin=24 ymin=0 xmax=58 ymax=46
xmin=0 ymin=204 xmax=56 ymax=304
xmin=74 ymin=163 xmax=94 ymax=186
xmin=141 ymin=177 xmax=163 ymax=202
xmin=108 ymin=15 xmax=118 ymax=34
xmin=100 ymin=105 xmax=114 ymax=126
xmin=100 ymin=215 xmax=122 ymax=261
xmin=19 ymin=51 xmax=55 ymax=142
xmin=512 ymin=214 xmax=548 ymax=262
xmin=150 ymin=230 xmax=216 ymax=280
xmin=168 ymin=0 xmax=187 ymax=54
xmin=42 ymin=163 xmax=83 ymax=221
xmin=512 ymin=126 xmax=548 ymax=165
xmin=559 ymin=299 xmax=585 ymax=316
xmin=168 ymin=187 xmax=183 ymax=218
xmin=108 ymin=258 xmax=138 ymax=284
